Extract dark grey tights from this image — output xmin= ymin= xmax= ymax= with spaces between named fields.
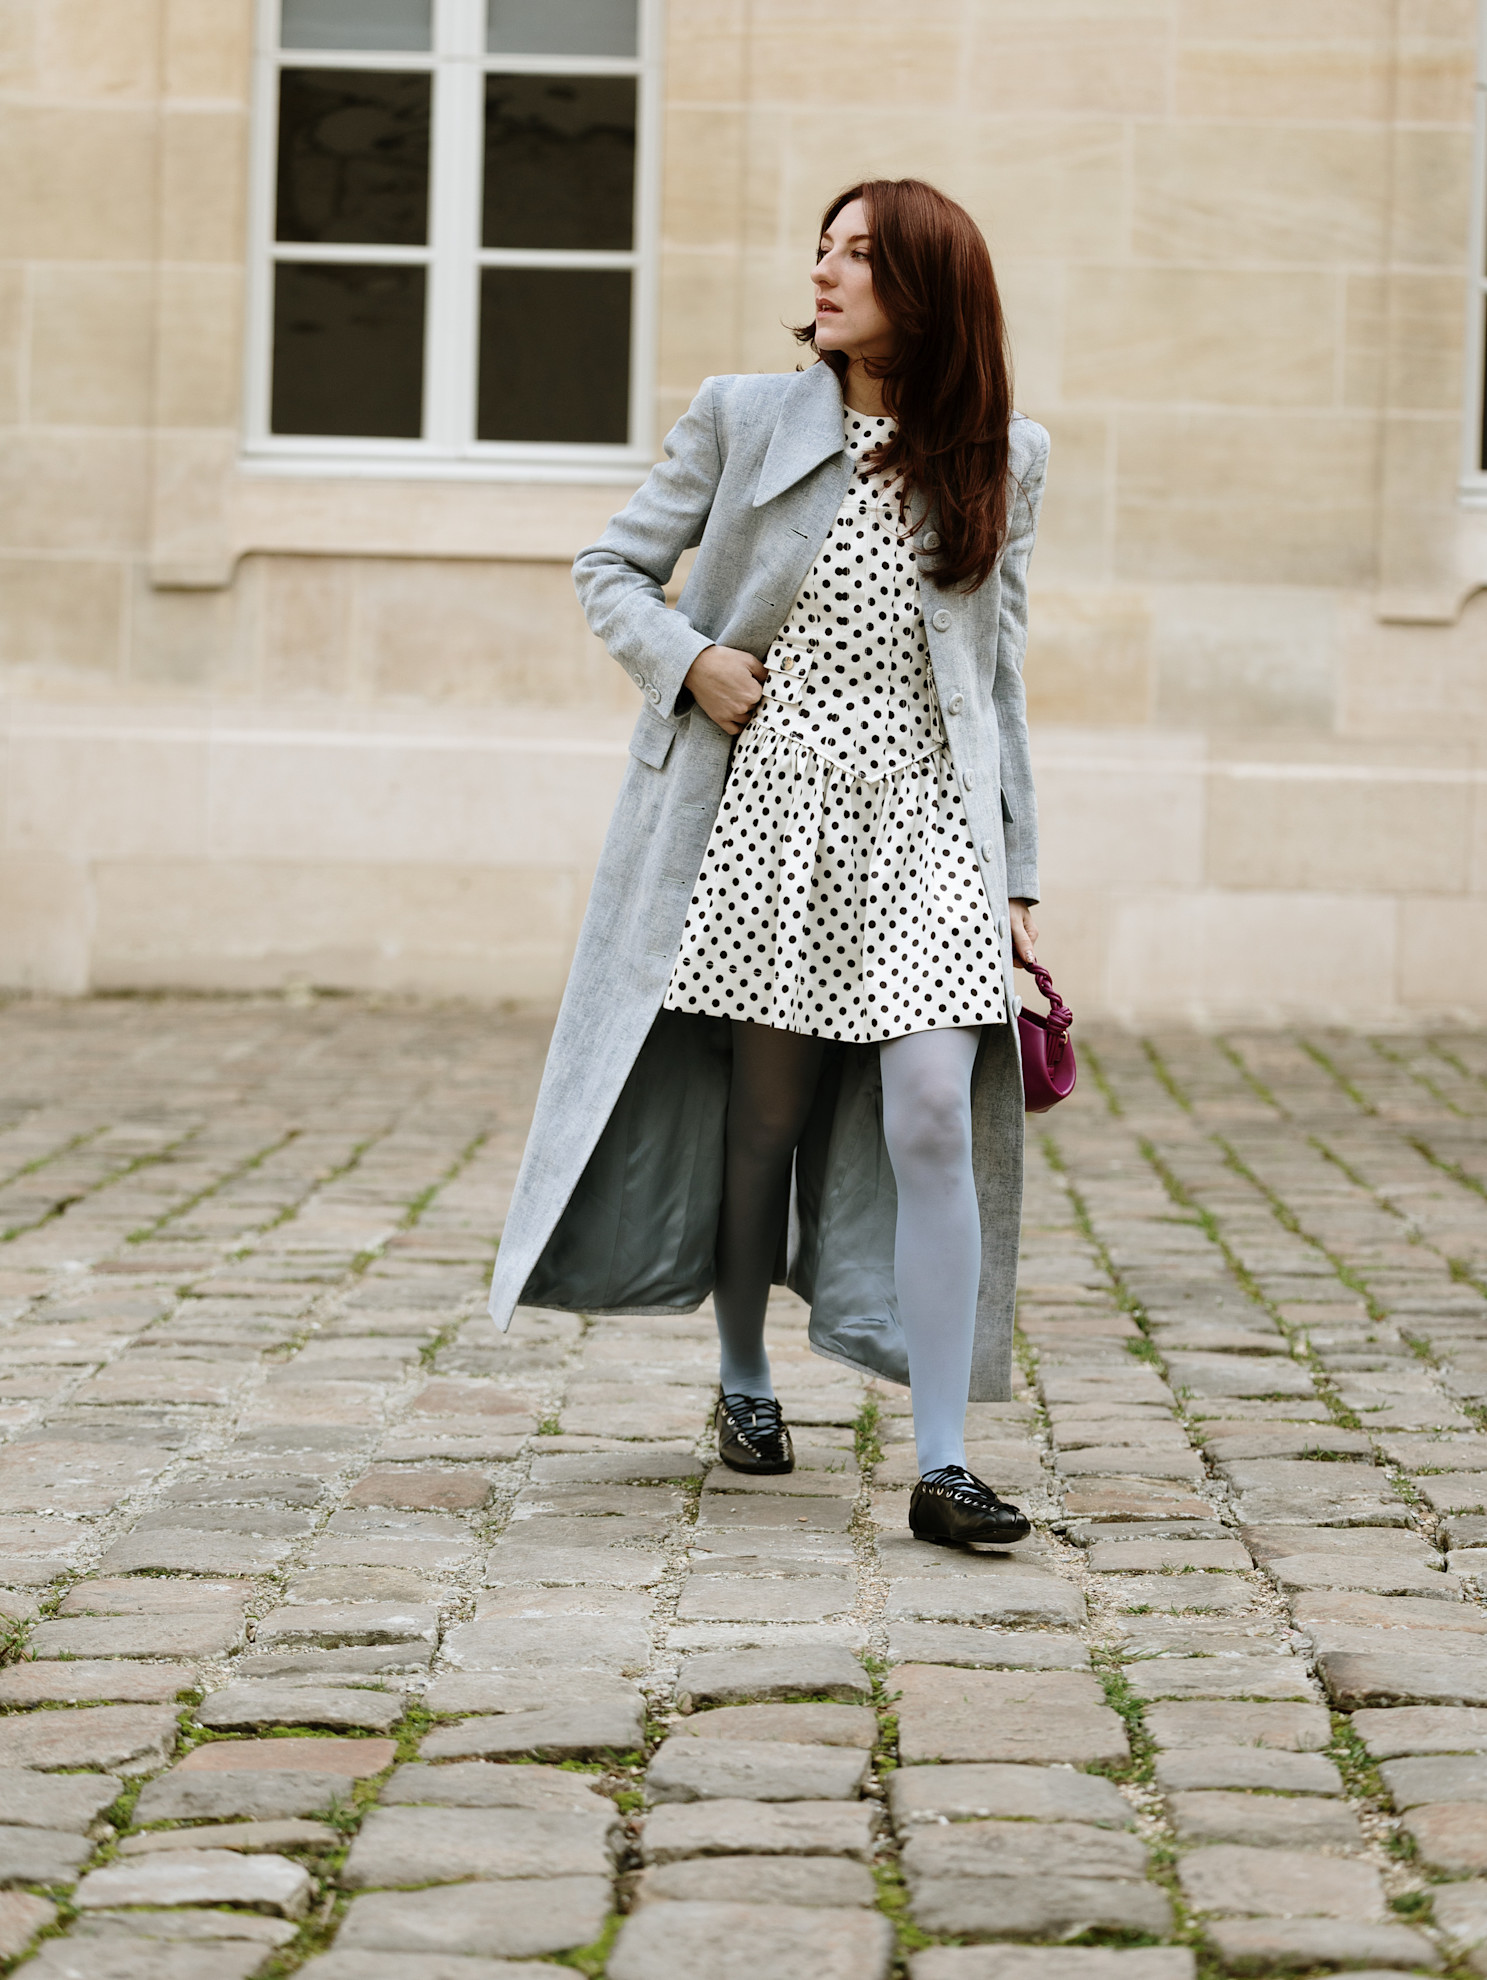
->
xmin=712 ymin=1022 xmax=824 ymax=1398
xmin=711 ymin=1019 xmax=981 ymax=1473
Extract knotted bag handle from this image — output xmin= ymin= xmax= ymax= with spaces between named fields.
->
xmin=1013 ymin=954 xmax=1074 ymax=1068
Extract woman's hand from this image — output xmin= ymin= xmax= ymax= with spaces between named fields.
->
xmin=683 ymin=645 xmax=766 ymax=736
xmin=1009 ymin=899 xmax=1040 ymax=969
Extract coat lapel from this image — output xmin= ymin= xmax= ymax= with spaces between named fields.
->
xmin=751 ymin=362 xmax=849 ymax=507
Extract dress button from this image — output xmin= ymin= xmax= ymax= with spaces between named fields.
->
xmin=923 ymin=530 xmax=941 ymax=551
xmin=646 ymin=686 xmax=661 ymax=705
xmin=947 ymin=693 xmax=965 ymax=716
xmin=931 ymin=609 xmax=951 ymax=632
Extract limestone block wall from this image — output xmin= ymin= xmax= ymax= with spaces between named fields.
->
xmin=1 ymin=0 xmax=1486 ymax=1021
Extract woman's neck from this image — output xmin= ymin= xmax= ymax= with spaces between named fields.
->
xmin=841 ymin=357 xmax=890 ymax=417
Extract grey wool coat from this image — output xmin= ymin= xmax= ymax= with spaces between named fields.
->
xmin=488 ymin=360 xmax=1050 ymax=1401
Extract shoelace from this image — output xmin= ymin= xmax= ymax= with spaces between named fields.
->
xmin=721 ymin=1393 xmax=787 ymax=1451
xmin=919 ymin=1463 xmax=1013 ymax=1511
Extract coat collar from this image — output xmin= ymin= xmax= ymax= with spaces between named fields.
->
xmin=750 ymin=363 xmax=935 ymax=541
xmin=751 ymin=362 xmax=849 ymax=508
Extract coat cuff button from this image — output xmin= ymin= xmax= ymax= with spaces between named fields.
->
xmin=646 ymin=686 xmax=662 ymax=705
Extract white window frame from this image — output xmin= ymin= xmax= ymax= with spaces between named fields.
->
xmin=1460 ymin=0 xmax=1487 ymax=500
xmin=243 ymin=0 xmax=662 ymax=482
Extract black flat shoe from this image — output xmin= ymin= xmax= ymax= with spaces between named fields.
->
xmin=910 ymin=1464 xmax=1031 ymax=1548
xmin=716 ymin=1393 xmax=795 ymax=1475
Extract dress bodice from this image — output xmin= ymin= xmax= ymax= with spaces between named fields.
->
xmin=755 ymin=410 xmax=946 ymax=782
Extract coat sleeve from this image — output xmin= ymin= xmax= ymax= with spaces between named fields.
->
xmin=572 ymin=376 xmax=726 ymax=720
xmin=993 ymin=422 xmax=1049 ymax=905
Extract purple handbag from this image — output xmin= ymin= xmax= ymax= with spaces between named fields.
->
xmin=1015 ymin=959 xmax=1076 ymax=1113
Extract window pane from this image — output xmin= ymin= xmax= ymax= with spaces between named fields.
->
xmin=277 ymin=69 xmax=431 ymax=246
xmin=281 ymin=0 xmax=431 ymax=51
xmin=272 ymin=261 xmax=425 ymax=437
xmin=483 ymin=75 xmax=634 ymax=251
xmin=487 ymin=0 xmax=636 ymax=57
xmin=478 ymin=268 xmax=629 ymax=443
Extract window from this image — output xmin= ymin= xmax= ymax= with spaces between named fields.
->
xmin=245 ymin=0 xmax=659 ymax=477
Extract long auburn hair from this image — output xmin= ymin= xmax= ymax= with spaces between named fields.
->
xmin=794 ymin=179 xmax=1014 ymax=592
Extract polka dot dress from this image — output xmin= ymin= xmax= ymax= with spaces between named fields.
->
xmin=663 ymin=410 xmax=1007 ymax=1044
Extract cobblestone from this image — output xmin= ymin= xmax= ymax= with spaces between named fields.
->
xmin=1432 ymin=1878 xmax=1487 ymax=1957
xmin=1381 ymin=1753 xmax=1487 ymax=1804
xmin=908 ymin=1873 xmax=1174 ymax=1940
xmin=336 ymin=1877 xmax=613 ymax=1958
xmin=1401 ymin=1801 xmax=1487 ymax=1873
xmin=1166 ymin=1789 xmax=1362 ymax=1847
xmin=1177 ymin=1843 xmax=1385 ymax=1917
xmin=1200 ymin=1918 xmax=1442 ymax=1971
xmin=1152 ymin=1747 xmax=1343 ymax=1794
xmin=73 ymin=1848 xmax=314 ymax=1916
xmin=27 ymin=1943 xmax=277 ymax=1980
xmin=298 ymin=1959 xmax=555 ymax=1980
xmin=338 ymin=1803 xmax=619 ymax=1886
xmin=606 ymin=1900 xmax=895 ymax=1980
xmin=116 ymin=1819 xmax=340 ymax=1855
xmin=4 ymin=1002 xmax=1487 ymax=1975
xmin=633 ymin=1855 xmax=878 ymax=1906
xmin=194 ymin=1682 xmax=404 ymax=1731
xmin=908 ymin=1955 xmax=1197 ymax=1980
xmin=889 ymin=1762 xmax=1133 ymax=1828
xmin=670 ymin=1701 xmax=877 ymax=1745
xmin=895 ymin=1666 xmax=1130 ymax=1765
xmin=0 ymin=1827 xmax=93 ymax=1883
xmin=638 ymin=1797 xmax=881 ymax=1863
xmin=645 ymin=1735 xmax=869 ymax=1802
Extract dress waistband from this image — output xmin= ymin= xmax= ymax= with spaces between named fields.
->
xmin=738 ymin=715 xmax=947 ymax=788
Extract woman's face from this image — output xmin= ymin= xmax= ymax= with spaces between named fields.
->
xmin=812 ymin=198 xmax=895 ymax=363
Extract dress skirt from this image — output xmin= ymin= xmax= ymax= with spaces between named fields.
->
xmin=663 ymin=722 xmax=1006 ymax=1044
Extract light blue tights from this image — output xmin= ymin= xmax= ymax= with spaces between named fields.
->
xmin=878 ymin=1025 xmax=981 ymax=1475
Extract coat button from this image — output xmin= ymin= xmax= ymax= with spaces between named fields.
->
xmin=963 ymin=771 xmax=974 ymax=791
xmin=981 ymin=841 xmax=996 ymax=860
xmin=632 ymin=671 xmax=644 ymax=686
xmin=923 ymin=530 xmax=941 ymax=550
xmin=947 ymin=693 xmax=965 ymax=715
xmin=646 ymin=686 xmax=661 ymax=705
xmin=931 ymin=609 xmax=951 ymax=632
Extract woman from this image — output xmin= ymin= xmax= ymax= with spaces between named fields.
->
xmin=490 ymin=179 xmax=1049 ymax=1550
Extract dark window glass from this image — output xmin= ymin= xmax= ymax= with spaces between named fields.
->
xmin=478 ymin=267 xmax=629 ymax=443
xmin=281 ymin=0 xmax=431 ymax=50
xmin=272 ymin=261 xmax=425 ymax=436
xmin=277 ymin=68 xmax=431 ymax=245
xmin=487 ymin=0 xmax=636 ymax=56
xmin=482 ymin=74 xmax=634 ymax=251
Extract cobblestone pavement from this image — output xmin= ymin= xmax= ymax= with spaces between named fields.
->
xmin=0 ymin=1001 xmax=1486 ymax=1979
